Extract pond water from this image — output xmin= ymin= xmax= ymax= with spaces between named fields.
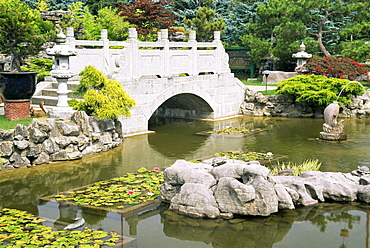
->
xmin=1 ymin=117 xmax=370 ymax=248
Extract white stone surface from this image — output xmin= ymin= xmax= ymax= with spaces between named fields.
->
xmin=63 ymin=28 xmax=246 ymax=135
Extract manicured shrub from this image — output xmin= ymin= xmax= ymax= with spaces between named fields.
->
xmin=68 ymin=66 xmax=136 ymax=119
xmin=304 ymin=56 xmax=370 ymax=81
xmin=21 ymin=57 xmax=53 ymax=82
xmin=276 ymin=75 xmax=364 ymax=107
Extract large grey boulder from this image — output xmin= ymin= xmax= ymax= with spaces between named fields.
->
xmin=169 ymin=183 xmax=220 ymax=218
xmin=161 ymin=158 xmax=370 ymax=219
xmin=263 ymin=71 xmax=297 ymax=84
xmin=162 ymin=158 xmax=284 ymax=218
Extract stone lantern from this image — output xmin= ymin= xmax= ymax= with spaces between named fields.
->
xmin=292 ymin=42 xmax=312 ymax=72
xmin=46 ymin=29 xmax=77 ymax=119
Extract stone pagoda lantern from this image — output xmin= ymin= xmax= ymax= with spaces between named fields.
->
xmin=46 ymin=29 xmax=77 ymax=119
xmin=292 ymin=42 xmax=312 ymax=73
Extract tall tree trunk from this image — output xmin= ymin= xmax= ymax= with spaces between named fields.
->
xmin=317 ymin=30 xmax=331 ymax=57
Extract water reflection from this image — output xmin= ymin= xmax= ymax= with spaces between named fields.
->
xmin=1 ymin=117 xmax=370 ymax=247
xmin=160 ymin=203 xmax=369 ymax=248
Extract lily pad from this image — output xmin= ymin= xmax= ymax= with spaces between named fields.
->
xmin=43 ymin=167 xmax=164 ymax=212
xmin=0 ymin=208 xmax=126 ymax=247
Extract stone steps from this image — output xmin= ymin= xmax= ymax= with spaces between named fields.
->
xmin=31 ymin=76 xmax=82 ymax=107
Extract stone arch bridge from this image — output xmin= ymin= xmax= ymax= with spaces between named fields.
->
xmin=34 ymin=28 xmax=246 ymax=135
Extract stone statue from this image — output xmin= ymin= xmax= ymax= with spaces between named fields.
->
xmin=320 ymin=101 xmax=347 ymax=140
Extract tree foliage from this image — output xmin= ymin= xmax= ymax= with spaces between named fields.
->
xmin=69 ymin=66 xmax=136 ymax=119
xmin=117 ymin=0 xmax=178 ymax=40
xmin=276 ymin=75 xmax=364 ymax=107
xmin=85 ymin=0 xmax=128 ymax=15
xmin=22 ymin=0 xmax=87 ymax=10
xmin=59 ymin=2 xmax=131 ymax=41
xmin=240 ymin=0 xmax=369 ymax=71
xmin=304 ymin=57 xmax=370 ymax=80
xmin=0 ymin=0 xmax=55 ymax=71
xmin=338 ymin=40 xmax=370 ymax=63
xmin=183 ymin=6 xmax=225 ymax=41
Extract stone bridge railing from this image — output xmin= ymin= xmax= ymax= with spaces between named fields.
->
xmin=66 ymin=28 xmax=230 ymax=80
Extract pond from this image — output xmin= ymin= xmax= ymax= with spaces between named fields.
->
xmin=1 ymin=117 xmax=370 ymax=247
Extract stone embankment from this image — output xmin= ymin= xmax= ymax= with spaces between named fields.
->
xmin=160 ymin=158 xmax=370 ymax=218
xmin=0 ymin=111 xmax=122 ymax=170
xmin=241 ymin=87 xmax=370 ymax=118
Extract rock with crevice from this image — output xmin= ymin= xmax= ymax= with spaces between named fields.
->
xmin=161 ymin=158 xmax=370 ymax=218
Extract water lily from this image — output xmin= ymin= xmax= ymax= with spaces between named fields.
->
xmin=127 ymin=190 xmax=135 ymax=195
xmin=147 ymin=192 xmax=154 ymax=196
xmin=267 ymin=152 xmax=273 ymax=156
xmin=153 ymin=167 xmax=160 ymax=171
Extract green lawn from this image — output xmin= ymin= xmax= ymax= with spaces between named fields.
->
xmin=0 ymin=112 xmax=36 ymax=130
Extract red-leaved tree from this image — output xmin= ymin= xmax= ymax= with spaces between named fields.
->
xmin=304 ymin=57 xmax=370 ymax=81
xmin=117 ymin=0 xmax=178 ymax=38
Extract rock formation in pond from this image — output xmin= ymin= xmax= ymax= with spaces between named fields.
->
xmin=160 ymin=158 xmax=370 ymax=218
xmin=319 ymin=101 xmax=347 ymax=140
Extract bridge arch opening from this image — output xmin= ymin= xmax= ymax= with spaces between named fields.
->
xmin=148 ymin=93 xmax=214 ymax=124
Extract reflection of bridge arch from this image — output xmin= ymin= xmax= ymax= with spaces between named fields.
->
xmin=118 ymin=74 xmax=246 ymax=135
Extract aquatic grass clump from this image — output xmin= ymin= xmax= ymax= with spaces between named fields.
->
xmin=269 ymin=159 xmax=322 ymax=176
xmin=0 ymin=208 xmax=121 ymax=247
xmin=215 ymin=151 xmax=320 ymax=175
xmin=53 ymin=167 xmax=164 ymax=208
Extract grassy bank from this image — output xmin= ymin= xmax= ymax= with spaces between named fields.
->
xmin=0 ymin=114 xmax=36 ymax=130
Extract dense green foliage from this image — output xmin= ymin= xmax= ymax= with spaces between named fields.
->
xmin=59 ymin=2 xmax=131 ymax=41
xmin=183 ymin=2 xmax=226 ymax=42
xmin=276 ymin=75 xmax=365 ymax=107
xmin=240 ymin=0 xmax=370 ymax=71
xmin=339 ymin=40 xmax=370 ymax=63
xmin=0 ymin=0 xmax=55 ymax=71
xmin=69 ymin=66 xmax=136 ymax=119
xmin=21 ymin=57 xmax=53 ymax=82
xmin=22 ymin=0 xmax=87 ymax=10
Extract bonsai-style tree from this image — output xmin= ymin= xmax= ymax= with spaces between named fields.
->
xmin=0 ymin=0 xmax=55 ymax=72
xmin=69 ymin=66 xmax=136 ymax=120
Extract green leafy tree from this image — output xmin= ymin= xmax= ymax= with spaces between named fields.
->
xmin=85 ymin=0 xmax=128 ymax=15
xmin=170 ymin=0 xmax=264 ymax=46
xmin=21 ymin=57 xmax=53 ymax=82
xmin=22 ymin=0 xmax=87 ymax=10
xmin=0 ymin=0 xmax=55 ymax=71
xmin=117 ymin=0 xmax=178 ymax=40
xmin=59 ymin=2 xmax=131 ymax=41
xmin=276 ymin=75 xmax=364 ymax=107
xmin=240 ymin=0 xmax=368 ymax=71
xmin=183 ymin=0 xmax=225 ymax=42
xmin=69 ymin=66 xmax=136 ymax=119
xmin=338 ymin=40 xmax=370 ymax=63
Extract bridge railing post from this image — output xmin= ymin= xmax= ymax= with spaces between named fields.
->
xmin=100 ymin=29 xmax=110 ymax=75
xmin=213 ymin=30 xmax=230 ymax=74
xmin=161 ymin=29 xmax=170 ymax=78
xmin=189 ymin=30 xmax=197 ymax=76
xmin=128 ymin=28 xmax=138 ymax=79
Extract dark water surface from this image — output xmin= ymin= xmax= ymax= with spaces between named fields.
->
xmin=1 ymin=117 xmax=370 ymax=247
